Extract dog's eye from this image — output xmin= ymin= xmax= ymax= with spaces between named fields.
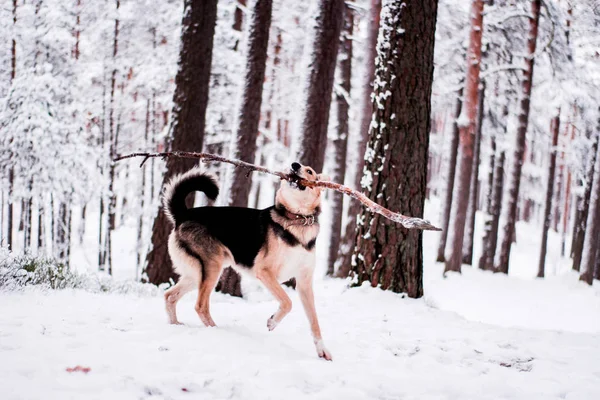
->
xmin=307 ymin=170 xmax=313 ymax=175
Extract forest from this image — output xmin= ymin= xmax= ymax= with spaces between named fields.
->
xmin=1 ymin=0 xmax=598 ymax=291
xmin=0 ymin=0 xmax=599 ymax=397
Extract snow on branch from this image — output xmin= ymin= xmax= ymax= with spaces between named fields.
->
xmin=114 ymin=151 xmax=442 ymax=231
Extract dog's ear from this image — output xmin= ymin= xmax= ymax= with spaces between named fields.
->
xmin=317 ymin=173 xmax=330 ymax=181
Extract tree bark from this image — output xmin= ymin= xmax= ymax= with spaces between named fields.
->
xmin=296 ymin=0 xmax=345 ymax=173
xmin=106 ymin=0 xmax=121 ymax=276
xmin=435 ymin=87 xmax=463 ymax=263
xmin=335 ymin=0 xmax=381 ymax=278
xmin=462 ymin=83 xmax=485 ymax=265
xmin=219 ymin=0 xmax=273 ymax=298
xmin=350 ymin=0 xmax=438 ymax=298
xmin=496 ymin=0 xmax=541 ymax=274
xmin=572 ymin=129 xmax=599 ymax=271
xmin=144 ymin=0 xmax=218 ymax=285
xmin=444 ymin=0 xmax=485 ymax=274
xmin=7 ymin=0 xmax=17 ymax=251
xmin=538 ymin=112 xmax=560 ymax=278
xmin=580 ymin=131 xmax=600 ymax=285
xmin=478 ymin=149 xmax=505 ymax=271
xmin=327 ymin=3 xmax=353 ymax=276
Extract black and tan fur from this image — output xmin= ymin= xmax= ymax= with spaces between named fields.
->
xmin=162 ymin=162 xmax=332 ymax=360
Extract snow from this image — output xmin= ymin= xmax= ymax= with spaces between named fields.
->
xmin=2 ymin=206 xmax=600 ymax=399
xmin=1 ymin=275 xmax=599 ymax=400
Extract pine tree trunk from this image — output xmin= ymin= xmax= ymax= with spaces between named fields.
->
xmin=327 ymin=3 xmax=353 ymax=276
xmin=144 ymin=0 xmax=217 ymax=285
xmin=580 ymin=132 xmax=600 ymax=285
xmin=7 ymin=0 xmax=17 ymax=251
xmin=561 ymin=122 xmax=575 ymax=256
xmin=137 ymin=99 xmax=151 ymax=272
xmin=37 ymin=204 xmax=44 ymax=251
xmin=444 ymin=0 xmax=485 ymax=274
xmin=296 ymin=0 xmax=345 ymax=172
xmin=496 ymin=0 xmax=541 ymax=274
xmin=232 ymin=0 xmax=247 ymax=51
xmin=462 ymin=83 xmax=485 ymax=265
xmin=538 ymin=112 xmax=560 ymax=278
xmin=350 ymin=0 xmax=438 ymax=298
xmin=572 ymin=130 xmax=599 ymax=271
xmin=478 ymin=146 xmax=505 ymax=271
xmin=219 ymin=0 xmax=273 ymax=298
xmin=106 ymin=0 xmax=121 ymax=276
xmin=335 ymin=0 xmax=381 ymax=278
xmin=435 ymin=87 xmax=463 ymax=263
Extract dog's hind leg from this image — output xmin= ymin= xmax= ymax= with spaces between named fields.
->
xmin=256 ymin=269 xmax=293 ymax=331
xmin=195 ymin=257 xmax=223 ymax=327
xmin=164 ymin=276 xmax=196 ymax=325
xmin=297 ymin=272 xmax=332 ymax=361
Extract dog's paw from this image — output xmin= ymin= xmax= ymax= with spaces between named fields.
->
xmin=315 ymin=340 xmax=333 ymax=361
xmin=267 ymin=315 xmax=278 ymax=331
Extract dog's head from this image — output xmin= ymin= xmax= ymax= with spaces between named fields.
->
xmin=276 ymin=162 xmax=328 ymax=214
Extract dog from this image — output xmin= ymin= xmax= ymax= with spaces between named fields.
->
xmin=162 ymin=162 xmax=332 ymax=360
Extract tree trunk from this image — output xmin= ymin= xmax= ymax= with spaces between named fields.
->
xmin=561 ymin=121 xmax=575 ymax=256
xmin=538 ymin=112 xmax=560 ymax=278
xmin=296 ymin=0 xmax=345 ymax=172
xmin=144 ymin=0 xmax=218 ymax=285
xmin=7 ymin=0 xmax=17 ymax=251
xmin=496 ymin=0 xmax=541 ymax=274
xmin=327 ymin=3 xmax=353 ymax=276
xmin=37 ymin=203 xmax=44 ymax=251
xmin=462 ymin=83 xmax=485 ymax=265
xmin=444 ymin=0 xmax=485 ymax=274
xmin=350 ymin=0 xmax=438 ymax=298
xmin=580 ymin=132 xmax=600 ymax=285
xmin=478 ymin=148 xmax=505 ymax=271
xmin=232 ymin=0 xmax=247 ymax=51
xmin=137 ymin=99 xmax=151 ymax=274
xmin=335 ymin=0 xmax=381 ymax=278
xmin=572 ymin=130 xmax=599 ymax=271
xmin=106 ymin=0 xmax=121 ymax=276
xmin=219 ymin=0 xmax=273 ymax=298
xmin=435 ymin=87 xmax=463 ymax=263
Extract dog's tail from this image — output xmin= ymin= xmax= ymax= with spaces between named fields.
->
xmin=162 ymin=167 xmax=219 ymax=225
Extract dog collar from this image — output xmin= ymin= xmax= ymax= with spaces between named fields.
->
xmin=275 ymin=206 xmax=319 ymax=226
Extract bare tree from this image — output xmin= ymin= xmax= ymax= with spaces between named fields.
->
xmin=444 ymin=0 xmax=485 ymax=274
xmin=496 ymin=0 xmax=541 ymax=274
xmin=106 ymin=0 xmax=121 ymax=275
xmin=327 ymin=2 xmax=353 ymax=275
xmin=144 ymin=0 xmax=218 ymax=285
xmin=435 ymin=87 xmax=463 ymax=263
xmin=350 ymin=0 xmax=438 ymax=298
xmin=572 ymin=129 xmax=599 ymax=271
xmin=580 ymin=131 xmax=600 ymax=285
xmin=296 ymin=0 xmax=345 ymax=172
xmin=335 ymin=0 xmax=381 ymax=278
xmin=7 ymin=0 xmax=18 ymax=250
xmin=462 ymin=83 xmax=485 ymax=265
xmin=219 ymin=0 xmax=273 ymax=298
xmin=538 ymin=112 xmax=560 ymax=278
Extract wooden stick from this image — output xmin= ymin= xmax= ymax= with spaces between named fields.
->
xmin=114 ymin=151 xmax=442 ymax=231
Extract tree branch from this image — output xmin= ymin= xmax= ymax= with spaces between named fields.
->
xmin=114 ymin=151 xmax=442 ymax=231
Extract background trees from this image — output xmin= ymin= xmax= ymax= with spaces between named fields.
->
xmin=0 ymin=0 xmax=598 ymax=292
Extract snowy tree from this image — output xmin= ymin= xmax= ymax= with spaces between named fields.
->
xmin=349 ymin=0 xmax=438 ymax=298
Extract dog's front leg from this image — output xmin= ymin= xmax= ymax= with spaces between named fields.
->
xmin=297 ymin=273 xmax=332 ymax=361
xmin=256 ymin=269 xmax=293 ymax=331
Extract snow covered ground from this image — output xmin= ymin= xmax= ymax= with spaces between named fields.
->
xmin=1 ymin=277 xmax=599 ymax=400
xmin=2 ymin=199 xmax=600 ymax=399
